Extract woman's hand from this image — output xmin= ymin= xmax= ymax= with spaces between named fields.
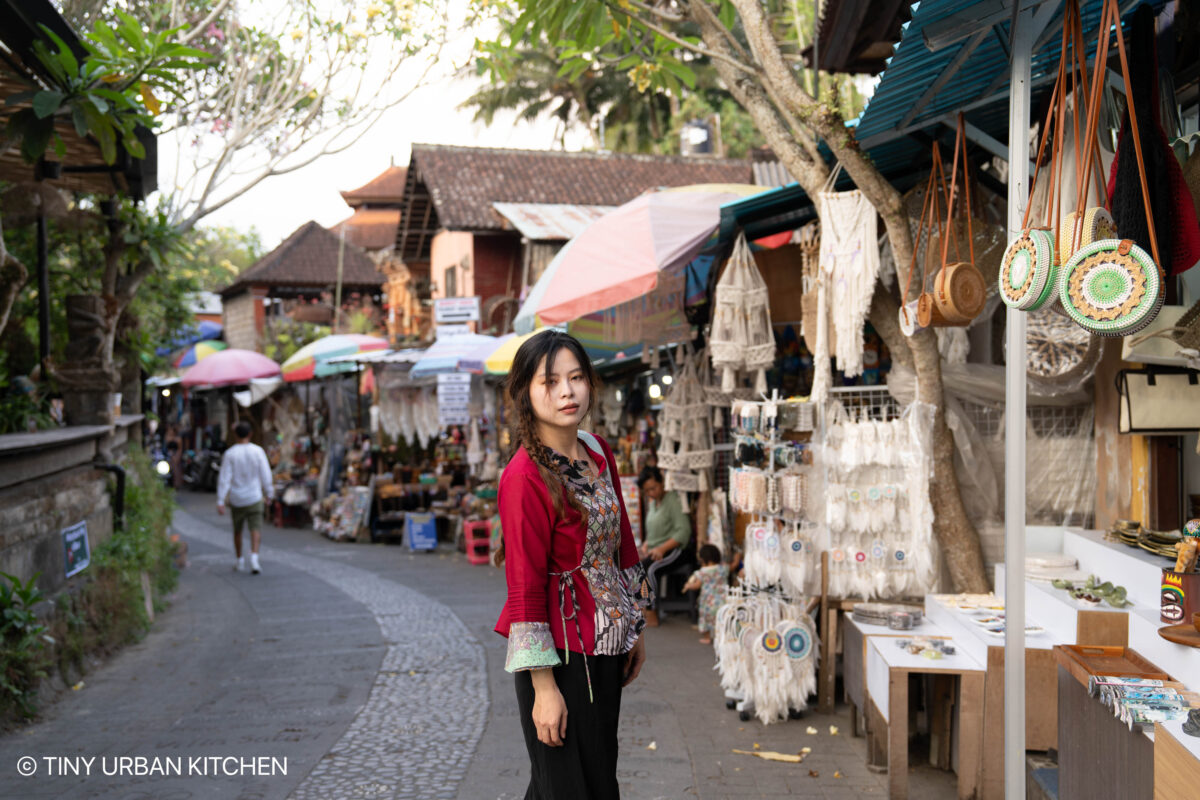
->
xmin=623 ymin=634 xmax=646 ymax=687
xmin=530 ymin=669 xmax=568 ymax=747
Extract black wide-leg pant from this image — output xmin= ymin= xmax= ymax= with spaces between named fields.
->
xmin=515 ymin=649 xmax=625 ymax=800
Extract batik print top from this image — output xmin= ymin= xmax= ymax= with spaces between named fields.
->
xmin=495 ymin=432 xmax=653 ymax=672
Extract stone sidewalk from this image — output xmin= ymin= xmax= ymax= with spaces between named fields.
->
xmin=0 ymin=491 xmax=957 ymax=799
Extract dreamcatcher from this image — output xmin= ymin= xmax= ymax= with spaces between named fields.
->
xmin=713 ymin=587 xmax=819 ymax=725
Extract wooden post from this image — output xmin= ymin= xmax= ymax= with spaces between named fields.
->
xmin=818 ymin=550 xmax=835 ymax=713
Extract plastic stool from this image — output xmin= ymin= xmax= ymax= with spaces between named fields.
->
xmin=463 ymin=520 xmax=492 ymax=565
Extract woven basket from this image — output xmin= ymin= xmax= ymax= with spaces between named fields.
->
xmin=1176 ymin=299 xmax=1200 ymax=351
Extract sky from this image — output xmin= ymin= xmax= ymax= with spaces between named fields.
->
xmin=154 ymin=10 xmax=589 ymax=249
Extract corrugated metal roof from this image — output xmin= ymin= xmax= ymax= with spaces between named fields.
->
xmin=492 ymin=202 xmax=616 ymax=240
xmin=751 ymin=161 xmax=795 ymax=188
xmin=717 ymin=0 xmax=1167 ymax=247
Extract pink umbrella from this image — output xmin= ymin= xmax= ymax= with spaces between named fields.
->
xmin=514 ymin=185 xmax=768 ymax=331
xmin=181 ymin=349 xmax=281 ymax=387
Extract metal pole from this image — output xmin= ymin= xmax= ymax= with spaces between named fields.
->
xmin=36 ymin=208 xmax=49 ymax=368
xmin=1004 ymin=8 xmax=1035 ymax=800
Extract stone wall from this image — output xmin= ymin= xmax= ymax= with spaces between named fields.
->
xmin=0 ymin=418 xmax=138 ymax=596
xmin=222 ymin=290 xmax=259 ymax=351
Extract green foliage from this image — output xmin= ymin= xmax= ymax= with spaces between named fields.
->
xmin=263 ymin=320 xmax=330 ymax=364
xmin=0 ymin=198 xmax=261 ymax=380
xmin=0 ymin=572 xmax=53 ymax=719
xmin=4 ymin=11 xmax=210 ymax=165
xmin=95 ymin=449 xmax=178 ymax=589
xmin=0 ymin=354 xmax=55 ymax=434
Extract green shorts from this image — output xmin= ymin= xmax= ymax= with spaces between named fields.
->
xmin=231 ymin=501 xmax=265 ymax=534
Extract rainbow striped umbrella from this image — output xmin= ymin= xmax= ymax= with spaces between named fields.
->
xmin=172 ymin=339 xmax=227 ymax=368
xmin=280 ymin=334 xmax=389 ymax=382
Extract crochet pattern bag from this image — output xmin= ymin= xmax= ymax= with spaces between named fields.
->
xmin=710 ymin=233 xmax=775 ymax=393
xmin=1057 ymin=0 xmax=1164 ymax=337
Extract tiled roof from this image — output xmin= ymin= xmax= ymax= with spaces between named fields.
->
xmin=411 ymin=144 xmax=753 ymax=231
xmin=340 ymin=166 xmax=407 ymax=207
xmin=330 ymin=208 xmax=402 ymax=251
xmin=221 ymin=221 xmax=383 ymax=296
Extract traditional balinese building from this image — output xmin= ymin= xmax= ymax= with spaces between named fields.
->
xmin=219 ymin=221 xmax=384 ymax=352
xmin=394 ymin=145 xmax=753 ymax=334
xmin=332 ymin=165 xmax=428 ymax=342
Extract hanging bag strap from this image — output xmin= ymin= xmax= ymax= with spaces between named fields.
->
xmin=941 ymin=113 xmax=976 ymax=269
xmin=1102 ymin=0 xmax=1162 ymax=270
xmin=901 ymin=155 xmax=941 ymax=306
xmin=1020 ymin=10 xmax=1072 ymax=232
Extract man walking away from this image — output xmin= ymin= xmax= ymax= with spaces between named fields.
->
xmin=217 ymin=421 xmax=274 ymax=574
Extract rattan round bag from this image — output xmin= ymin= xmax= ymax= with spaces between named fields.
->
xmin=1057 ymin=207 xmax=1118 ymax=264
xmin=934 ymin=261 xmax=987 ymax=325
xmin=999 ymin=229 xmax=1056 ymax=310
xmin=1057 ymin=238 xmax=1163 ymax=337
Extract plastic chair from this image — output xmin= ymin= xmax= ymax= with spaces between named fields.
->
xmin=463 ymin=520 xmax=492 ymax=565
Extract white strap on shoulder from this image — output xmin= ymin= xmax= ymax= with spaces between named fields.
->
xmin=577 ymin=430 xmax=613 ymax=488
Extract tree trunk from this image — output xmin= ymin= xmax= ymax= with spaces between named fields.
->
xmin=0 ymin=215 xmax=28 ymax=339
xmin=693 ymin=0 xmax=989 ymax=592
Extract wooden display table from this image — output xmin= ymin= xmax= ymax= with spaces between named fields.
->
xmin=866 ymin=636 xmax=984 ymax=799
xmin=1154 ymin=719 xmax=1200 ymax=799
xmin=843 ymin=614 xmax=950 ymax=738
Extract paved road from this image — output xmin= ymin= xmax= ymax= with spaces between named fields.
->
xmin=0 ymin=491 xmax=955 ymax=799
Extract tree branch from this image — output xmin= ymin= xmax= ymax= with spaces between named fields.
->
xmin=603 ymin=1 xmax=760 ymax=76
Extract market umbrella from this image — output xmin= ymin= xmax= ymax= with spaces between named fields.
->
xmin=280 ymin=334 xmax=389 ymax=382
xmin=409 ymin=334 xmax=498 ymax=378
xmin=181 ymin=349 xmax=281 ymax=387
xmin=513 ymin=184 xmax=769 ymax=333
xmin=156 ymin=320 xmax=224 ymax=356
xmin=481 ymin=329 xmax=548 ymax=375
xmin=172 ymin=339 xmax=227 ymax=368
xmin=460 ymin=333 xmax=514 ymax=374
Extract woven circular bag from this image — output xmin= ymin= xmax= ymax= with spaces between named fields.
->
xmin=1057 ymin=207 xmax=1118 ymax=264
xmin=1057 ymin=238 xmax=1163 ymax=337
xmin=935 ymin=261 xmax=987 ymax=324
xmin=999 ymin=229 xmax=1057 ymax=310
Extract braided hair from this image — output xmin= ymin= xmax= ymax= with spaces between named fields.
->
xmin=495 ymin=330 xmax=600 ymax=565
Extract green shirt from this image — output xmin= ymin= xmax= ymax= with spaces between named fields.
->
xmin=644 ymin=491 xmax=691 ymax=550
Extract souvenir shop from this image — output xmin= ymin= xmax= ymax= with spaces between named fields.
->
xmin=628 ymin=1 xmax=1200 ymax=797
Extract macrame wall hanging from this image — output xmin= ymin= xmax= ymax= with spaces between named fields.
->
xmin=710 ymin=233 xmax=775 ymax=394
xmin=817 ymin=166 xmax=880 ymax=377
xmin=657 ymin=344 xmax=714 ymax=509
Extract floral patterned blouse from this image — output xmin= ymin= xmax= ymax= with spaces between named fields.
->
xmin=495 ymin=432 xmax=652 ymax=673
xmin=693 ymin=564 xmax=729 ymax=634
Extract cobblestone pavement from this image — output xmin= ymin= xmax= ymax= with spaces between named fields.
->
xmin=0 ymin=491 xmax=958 ymax=799
xmin=175 ymin=508 xmax=488 ymax=800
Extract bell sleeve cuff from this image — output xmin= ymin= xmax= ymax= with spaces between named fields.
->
xmin=504 ymin=621 xmax=562 ymax=672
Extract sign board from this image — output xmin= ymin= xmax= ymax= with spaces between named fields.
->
xmin=406 ymin=512 xmax=438 ymax=551
xmin=619 ymin=476 xmax=642 ymax=544
xmin=434 ymin=296 xmax=481 ymax=324
xmin=437 ymin=373 xmax=472 ymax=426
xmin=435 ymin=324 xmax=472 ymax=339
xmin=62 ymin=521 xmax=90 ymax=578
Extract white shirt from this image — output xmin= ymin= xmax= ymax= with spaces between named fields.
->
xmin=217 ymin=443 xmax=275 ymax=508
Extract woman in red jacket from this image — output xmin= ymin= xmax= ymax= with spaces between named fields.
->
xmin=494 ymin=329 xmax=651 ymax=799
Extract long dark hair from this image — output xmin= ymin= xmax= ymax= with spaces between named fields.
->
xmin=495 ymin=330 xmax=600 ymax=565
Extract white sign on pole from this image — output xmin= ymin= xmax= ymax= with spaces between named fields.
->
xmin=434 ymin=296 xmax=481 ymax=324
xmin=437 ymin=373 xmax=472 ymax=426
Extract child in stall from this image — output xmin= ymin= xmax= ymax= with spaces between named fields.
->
xmin=682 ymin=544 xmax=729 ymax=645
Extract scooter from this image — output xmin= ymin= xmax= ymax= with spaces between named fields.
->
xmin=149 ymin=436 xmax=174 ymax=488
